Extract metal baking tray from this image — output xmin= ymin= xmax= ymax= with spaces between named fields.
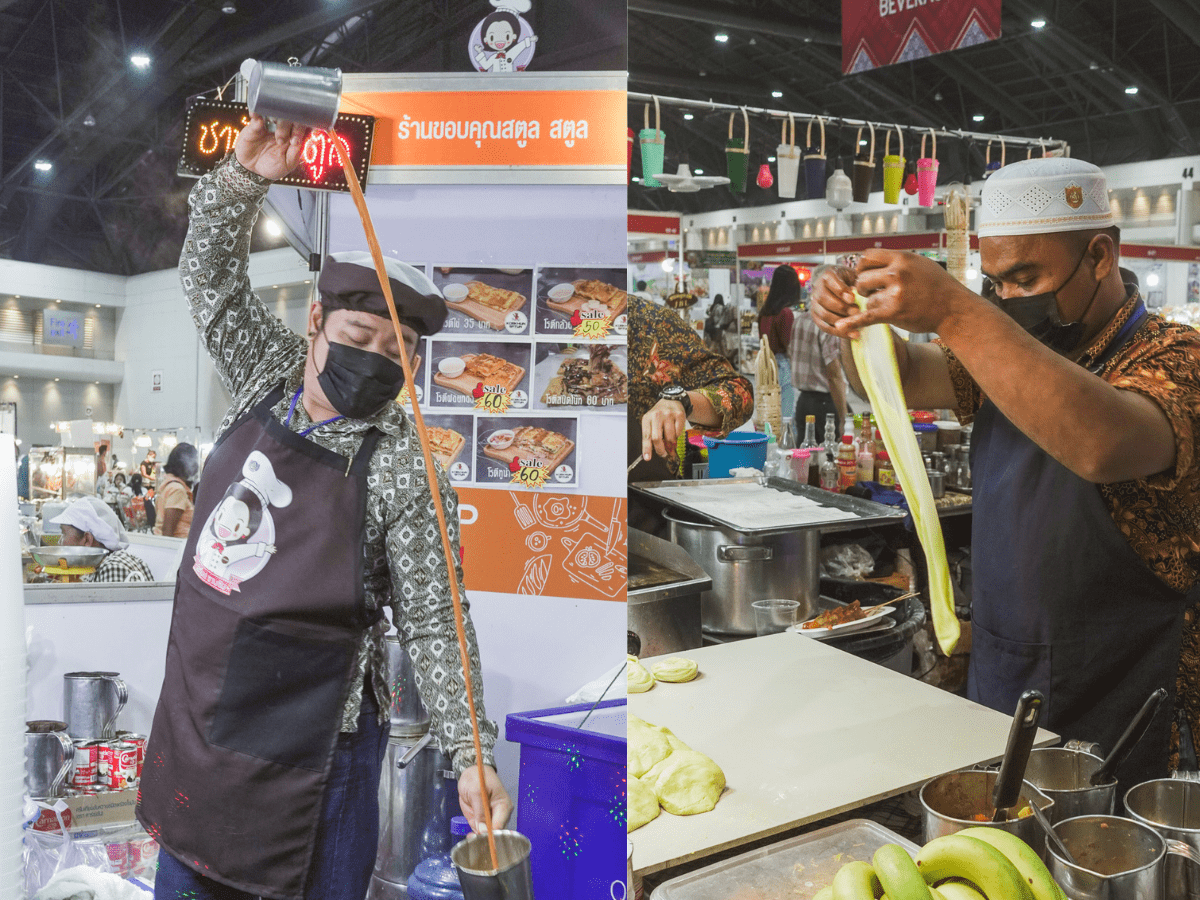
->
xmin=649 ymin=818 xmax=920 ymax=899
xmin=629 ymin=529 xmax=712 ymax=603
xmin=630 ymin=477 xmax=906 ymax=536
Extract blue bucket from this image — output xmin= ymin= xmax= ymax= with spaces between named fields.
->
xmin=703 ymin=433 xmax=768 ymax=477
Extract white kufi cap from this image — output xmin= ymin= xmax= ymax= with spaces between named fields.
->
xmin=978 ymin=157 xmax=1113 ymax=239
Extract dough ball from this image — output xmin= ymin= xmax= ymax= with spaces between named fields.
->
xmin=628 ymin=714 xmax=672 ymax=778
xmin=627 ymin=656 xmax=655 ymax=693
xmin=627 ymin=775 xmax=660 ymax=832
xmin=644 ymin=748 xmax=726 ymax=816
xmin=651 ymin=657 xmax=699 ymax=683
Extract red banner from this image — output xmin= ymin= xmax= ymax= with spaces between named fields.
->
xmin=842 ymin=0 xmax=1001 ymax=74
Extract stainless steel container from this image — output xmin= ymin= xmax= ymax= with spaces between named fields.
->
xmin=372 ymin=732 xmax=457 ymax=898
xmin=1048 ymin=814 xmax=1200 ymax=900
xmin=246 ymin=59 xmax=342 ymax=130
xmin=920 ymin=769 xmax=1055 ymax=860
xmin=628 ymin=529 xmax=710 ymax=656
xmin=1124 ymin=778 xmax=1200 ymax=899
xmin=926 ymin=470 xmax=946 ymax=499
xmin=451 ymin=831 xmax=534 ymax=900
xmin=384 ymin=635 xmax=431 ymax=739
xmin=1024 ymin=748 xmax=1116 ymax=823
xmin=664 ymin=509 xmax=819 ymax=635
xmin=63 ymin=671 xmax=127 ymax=741
xmin=24 ymin=721 xmax=73 ymax=800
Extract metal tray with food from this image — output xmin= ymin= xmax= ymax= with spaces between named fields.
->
xmin=630 ymin=477 xmax=907 ymax=536
xmin=648 ymin=819 xmax=920 ymax=900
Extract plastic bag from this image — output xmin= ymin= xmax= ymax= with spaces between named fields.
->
xmin=23 ymin=801 xmax=115 ymax=896
xmin=820 ymin=544 xmax=875 ymax=580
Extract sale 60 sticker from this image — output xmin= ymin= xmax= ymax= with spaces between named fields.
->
xmin=509 ymin=457 xmax=550 ymax=488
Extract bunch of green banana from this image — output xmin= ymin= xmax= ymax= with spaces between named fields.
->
xmin=815 ymin=829 xmax=1066 ymax=900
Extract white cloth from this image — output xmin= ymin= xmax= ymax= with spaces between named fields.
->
xmin=34 ymin=866 xmax=146 ymax=900
xmin=49 ymin=497 xmax=128 ymax=551
xmin=566 ymin=660 xmax=627 ymax=704
xmin=978 ymin=157 xmax=1113 ymax=238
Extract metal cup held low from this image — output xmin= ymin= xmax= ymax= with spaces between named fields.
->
xmin=1048 ymin=814 xmax=1200 ymax=900
xmin=25 ymin=721 xmax=74 ymax=800
xmin=451 ymin=830 xmax=535 ymax=900
xmin=1125 ymin=778 xmax=1200 ymax=899
xmin=244 ymin=59 xmax=343 ymax=131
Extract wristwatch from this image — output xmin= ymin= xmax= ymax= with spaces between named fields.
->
xmin=659 ymin=385 xmax=693 ymax=419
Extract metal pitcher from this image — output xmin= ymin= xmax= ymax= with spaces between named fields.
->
xmin=244 ymin=59 xmax=342 ymax=131
xmin=24 ymin=721 xmax=74 ymax=800
xmin=920 ymin=769 xmax=1055 ymax=860
xmin=1125 ymin=778 xmax=1200 ymax=899
xmin=1048 ymin=814 xmax=1200 ymax=900
xmin=1024 ymin=748 xmax=1117 ymax=823
xmin=63 ymin=671 xmax=127 ymax=741
xmin=384 ymin=634 xmax=431 ymax=739
xmin=451 ymin=831 xmax=535 ymax=900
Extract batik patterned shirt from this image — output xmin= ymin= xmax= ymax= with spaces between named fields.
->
xmin=178 ymin=154 xmax=496 ymax=776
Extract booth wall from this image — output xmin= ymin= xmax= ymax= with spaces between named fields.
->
xmin=0 ymin=378 xmax=113 ymax=447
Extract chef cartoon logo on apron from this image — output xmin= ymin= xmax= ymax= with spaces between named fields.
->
xmin=470 ymin=0 xmax=537 ymax=73
xmin=193 ymin=450 xmax=293 ymax=595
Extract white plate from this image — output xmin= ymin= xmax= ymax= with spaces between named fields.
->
xmin=486 ymin=429 xmax=515 ymax=450
xmin=790 ymin=604 xmax=897 ymax=637
xmin=548 ymin=283 xmax=575 ymax=302
xmin=443 ymin=283 xmax=469 ymax=303
xmin=801 ymin=617 xmax=898 ymax=642
xmin=438 ymin=357 xmax=466 ymax=378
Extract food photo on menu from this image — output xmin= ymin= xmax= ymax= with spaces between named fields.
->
xmin=533 ymin=266 xmax=629 ymax=335
xmin=432 ymin=265 xmax=533 ymax=336
xmin=475 ymin=415 xmax=579 ymax=487
xmin=419 ymin=412 xmax=476 ymax=483
xmin=533 ymin=343 xmax=628 ymax=412
xmin=427 ymin=339 xmax=533 ymax=410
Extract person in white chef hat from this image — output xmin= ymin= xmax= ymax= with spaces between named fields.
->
xmin=473 ymin=0 xmax=538 ymax=73
xmin=810 ymin=156 xmax=1200 ymax=785
xmin=52 ymin=496 xmax=154 ymax=583
xmin=195 ymin=450 xmax=291 ymax=584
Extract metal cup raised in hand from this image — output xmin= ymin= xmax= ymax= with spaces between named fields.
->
xmin=244 ymin=59 xmax=342 ymax=131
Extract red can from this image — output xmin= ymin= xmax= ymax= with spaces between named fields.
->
xmin=105 ymin=839 xmax=131 ymax=877
xmin=70 ymin=740 xmax=103 ymax=790
xmin=129 ymin=834 xmax=159 ymax=877
xmin=117 ymin=732 xmax=147 ymax=779
xmin=97 ymin=741 xmax=132 ymax=791
xmin=114 ymin=741 xmax=139 ymax=786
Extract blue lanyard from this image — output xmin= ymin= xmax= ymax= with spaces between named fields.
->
xmin=284 ymin=386 xmax=343 ymax=437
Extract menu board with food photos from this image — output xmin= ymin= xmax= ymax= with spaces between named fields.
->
xmin=404 ymin=260 xmax=625 ymax=491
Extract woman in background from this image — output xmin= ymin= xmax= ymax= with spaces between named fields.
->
xmin=758 ymin=266 xmax=799 ymax=421
xmin=153 ymin=443 xmax=199 ymax=538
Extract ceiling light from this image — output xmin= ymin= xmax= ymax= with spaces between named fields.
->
xmin=130 ymin=54 xmax=151 ymax=69
xmin=632 ymin=176 xmax=641 ymax=183
xmin=771 ymin=91 xmax=783 ymax=98
xmin=683 ymin=113 xmax=694 ymax=120
xmin=1031 ymin=18 xmax=1046 ymax=28
xmin=95 ymin=304 xmax=100 ymax=308
xmin=768 ymin=156 xmax=776 ymax=162
xmin=1147 ymin=272 xmax=1161 ymax=287
xmin=714 ymin=32 xmax=729 ymax=43
xmin=859 ymin=140 xmax=868 ymax=146
xmin=694 ymin=168 xmax=704 ymax=175
xmin=972 ymin=114 xmax=985 ymax=122
xmin=966 ymin=268 xmax=979 ymax=280
xmin=34 ymin=160 xmax=52 ymax=172
xmin=53 ymin=378 xmax=59 ymax=382
xmin=83 ymin=114 xmax=96 ymax=127
xmin=934 ymin=91 xmax=943 ymax=101
xmin=661 ymin=258 xmax=675 ymax=272
xmin=264 ymin=219 xmax=282 ymax=237
xmin=221 ymin=0 xmax=237 ymax=12
xmin=1125 ymin=85 xmax=1139 ymax=95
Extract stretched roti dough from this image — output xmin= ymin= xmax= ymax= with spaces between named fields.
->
xmin=628 ymin=775 xmax=660 ymax=832
xmin=627 ymin=655 xmax=655 ymax=693
xmin=628 ymin=714 xmax=672 ymax=778
xmin=644 ymin=747 xmax=726 ymax=816
xmin=651 ymin=657 xmax=699 ymax=683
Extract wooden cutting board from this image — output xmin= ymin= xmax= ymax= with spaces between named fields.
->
xmin=482 ymin=430 xmax=575 ymax=471
xmin=545 ymin=282 xmax=628 ymax=320
xmin=446 ymin=284 xmax=528 ymax=331
xmin=431 ymin=353 xmax=526 ymax=398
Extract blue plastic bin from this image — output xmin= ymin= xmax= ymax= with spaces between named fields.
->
xmin=703 ymin=432 xmax=768 ymax=477
xmin=505 ymin=699 xmax=626 ymax=900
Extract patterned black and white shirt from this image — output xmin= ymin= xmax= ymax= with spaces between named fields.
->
xmin=86 ymin=549 xmax=155 ymax=584
xmin=178 ymin=154 xmax=496 ymax=776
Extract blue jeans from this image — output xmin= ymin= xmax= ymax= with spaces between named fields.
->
xmin=155 ymin=691 xmax=390 ymax=900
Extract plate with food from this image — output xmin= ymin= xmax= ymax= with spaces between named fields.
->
xmin=432 ymin=352 xmax=526 ymax=398
xmin=538 ymin=344 xmax=628 ymax=409
xmin=426 ymin=426 xmax=467 ymax=469
xmin=790 ymin=601 xmax=898 ymax=637
xmin=535 ymin=267 xmax=629 ymax=333
xmin=482 ymin=425 xmax=576 ymax=471
xmin=433 ymin=267 xmax=532 ymax=333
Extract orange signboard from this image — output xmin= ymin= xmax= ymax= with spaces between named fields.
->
xmin=342 ymin=90 xmax=625 ymax=169
xmin=458 ymin=488 xmax=626 ymax=602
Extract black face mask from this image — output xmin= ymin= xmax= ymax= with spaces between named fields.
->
xmin=984 ymin=249 xmax=1101 ymax=355
xmin=316 ymin=337 xmax=408 ymax=419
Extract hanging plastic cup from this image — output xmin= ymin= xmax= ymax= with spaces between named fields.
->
xmin=776 ymin=112 xmax=801 ymax=199
xmin=851 ymin=122 xmax=876 ymax=203
xmin=984 ymin=137 xmax=1005 ymax=179
xmin=451 ymin=831 xmax=536 ymax=900
xmin=882 ymin=126 xmax=905 ymax=204
xmin=917 ymin=129 xmax=939 ymax=208
xmin=638 ymin=97 xmax=666 ymax=188
xmin=725 ymin=107 xmax=750 ymax=193
xmin=803 ymin=116 xmax=826 ymax=199
xmin=244 ymin=58 xmax=343 ymax=130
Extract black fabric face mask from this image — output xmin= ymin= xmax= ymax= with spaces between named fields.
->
xmin=984 ymin=249 xmax=1100 ymax=355
xmin=316 ymin=338 xmax=407 ymax=419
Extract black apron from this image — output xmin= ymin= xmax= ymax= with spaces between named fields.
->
xmin=968 ymin=302 xmax=1189 ymax=786
xmin=137 ymin=384 xmax=381 ymax=899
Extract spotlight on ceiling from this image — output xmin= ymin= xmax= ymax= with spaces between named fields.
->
xmin=683 ymin=113 xmax=694 ymax=120
xmin=1125 ymin=85 xmax=1139 ymax=95
xmin=221 ymin=0 xmax=237 ymax=12
xmin=694 ymin=169 xmax=704 ymax=175
xmin=771 ymin=90 xmax=783 ymax=98
xmin=714 ymin=32 xmax=729 ymax=43
xmin=130 ymin=54 xmax=151 ymax=69
xmin=972 ymin=114 xmax=986 ymax=122
xmin=34 ymin=160 xmax=52 ymax=172
xmin=264 ymin=219 xmax=282 ymax=237
xmin=1031 ymin=18 xmax=1047 ymax=28
xmin=1147 ymin=272 xmax=1161 ymax=287
xmin=83 ymin=114 xmax=96 ymax=127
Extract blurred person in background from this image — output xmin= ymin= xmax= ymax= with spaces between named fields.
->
xmin=51 ymin=496 xmax=153 ymax=582
xmin=759 ymin=267 xmax=799 ymax=418
xmin=153 ymin=442 xmax=199 ymax=538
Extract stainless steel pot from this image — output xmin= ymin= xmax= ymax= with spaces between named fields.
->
xmin=628 ymin=529 xmax=710 ymax=656
xmin=1124 ymin=778 xmax=1200 ymax=899
xmin=920 ymin=769 xmax=1055 ymax=860
xmin=1049 ymin=814 xmax=1200 ymax=900
xmin=372 ymin=732 xmax=457 ymax=898
xmin=384 ymin=635 xmax=431 ymax=739
xmin=664 ymin=509 xmax=819 ymax=635
xmin=1024 ymin=748 xmax=1116 ymax=823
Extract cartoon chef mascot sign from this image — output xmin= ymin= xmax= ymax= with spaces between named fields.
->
xmin=471 ymin=0 xmax=537 ymax=73
xmin=194 ymin=450 xmax=292 ymax=595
